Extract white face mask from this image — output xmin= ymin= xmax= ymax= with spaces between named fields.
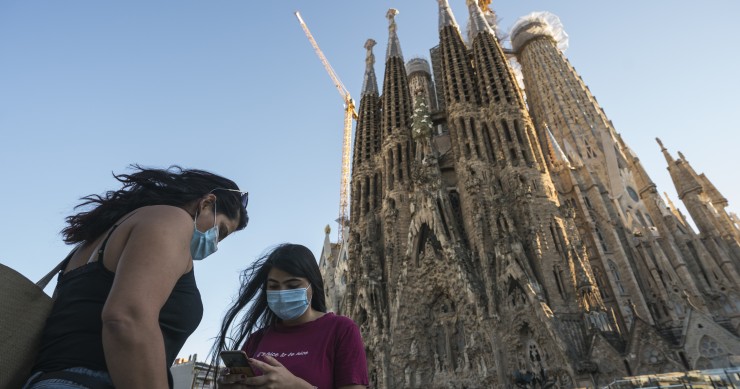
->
xmin=190 ymin=203 xmax=218 ymax=261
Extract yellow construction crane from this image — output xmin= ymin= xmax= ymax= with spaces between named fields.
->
xmin=295 ymin=11 xmax=357 ymax=244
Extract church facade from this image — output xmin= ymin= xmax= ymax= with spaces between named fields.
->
xmin=319 ymin=1 xmax=740 ymax=387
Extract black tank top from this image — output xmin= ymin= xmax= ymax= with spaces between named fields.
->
xmin=33 ymin=220 xmax=203 ymax=387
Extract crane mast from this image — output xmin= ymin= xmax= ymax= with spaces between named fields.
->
xmin=295 ymin=11 xmax=356 ymax=244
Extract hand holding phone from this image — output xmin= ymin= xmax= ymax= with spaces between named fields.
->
xmin=219 ymin=350 xmax=256 ymax=377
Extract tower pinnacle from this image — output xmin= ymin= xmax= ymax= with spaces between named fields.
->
xmin=655 ymin=137 xmax=664 ymax=149
xmin=361 ymin=39 xmax=378 ymax=96
xmin=656 ymin=137 xmax=675 ymax=164
xmin=386 ymin=9 xmax=403 ymax=60
xmin=466 ymin=0 xmax=494 ymax=39
xmin=437 ymin=0 xmax=460 ymax=32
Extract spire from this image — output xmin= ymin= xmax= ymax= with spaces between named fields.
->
xmin=700 ymin=173 xmax=728 ymax=207
xmin=664 ymin=192 xmax=691 ymax=229
xmin=380 ymin=7 xmax=413 ymax=184
xmin=353 ymin=41 xmax=382 ymax=167
xmin=466 ymin=0 xmax=494 ymax=40
xmin=677 ymin=153 xmax=737 ymax=239
xmin=478 ymin=0 xmax=501 ymax=31
xmin=361 ymin=39 xmax=379 ymax=96
xmin=663 ymin=192 xmax=678 ymax=212
xmin=318 ymin=224 xmax=336 ymax=292
xmin=436 ymin=0 xmax=479 ymax=108
xmin=677 ymin=150 xmax=705 ymax=184
xmin=437 ymin=0 xmax=460 ymax=32
xmin=658 ymin=138 xmax=703 ymax=199
xmin=677 ymin=152 xmax=730 ymax=208
xmin=465 ymin=0 xmax=524 ymax=110
xmin=676 ymin=151 xmax=706 ymax=192
xmin=386 ymin=9 xmax=403 ymax=61
xmin=546 ymin=127 xmax=571 ymax=167
xmin=656 ymin=137 xmax=674 ymax=165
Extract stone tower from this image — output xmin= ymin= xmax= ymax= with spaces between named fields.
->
xmin=321 ymin=1 xmax=740 ymax=387
xmin=511 ymin=10 xmax=740 ymax=343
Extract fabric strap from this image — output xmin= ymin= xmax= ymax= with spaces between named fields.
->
xmin=35 ymin=249 xmax=77 ymax=288
xmin=39 ymin=210 xmax=138 ymax=288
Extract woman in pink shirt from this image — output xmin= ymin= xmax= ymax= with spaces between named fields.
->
xmin=214 ymin=243 xmax=369 ymax=389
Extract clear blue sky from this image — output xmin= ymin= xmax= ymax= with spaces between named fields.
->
xmin=2 ymin=1 xmax=738 ymax=362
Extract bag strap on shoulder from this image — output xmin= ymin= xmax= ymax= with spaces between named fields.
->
xmin=36 ymin=210 xmax=140 ymax=289
xmin=35 ymin=246 xmax=79 ymax=289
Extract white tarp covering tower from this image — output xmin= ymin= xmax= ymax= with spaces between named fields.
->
xmin=510 ymin=11 xmax=569 ymax=53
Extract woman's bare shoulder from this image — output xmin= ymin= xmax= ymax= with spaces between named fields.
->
xmin=131 ymin=204 xmax=192 ymax=221
xmin=124 ymin=205 xmax=193 ymax=235
xmin=96 ymin=205 xmax=194 ymax=274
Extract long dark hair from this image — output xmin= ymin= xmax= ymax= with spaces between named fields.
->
xmin=210 ymin=243 xmax=326 ymax=366
xmin=62 ymin=164 xmax=249 ymax=244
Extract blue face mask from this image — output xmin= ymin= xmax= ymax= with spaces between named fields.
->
xmin=267 ymin=285 xmax=311 ymax=321
xmin=190 ymin=204 xmax=218 ymax=261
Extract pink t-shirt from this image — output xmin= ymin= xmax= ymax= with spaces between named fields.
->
xmin=243 ymin=313 xmax=368 ymax=389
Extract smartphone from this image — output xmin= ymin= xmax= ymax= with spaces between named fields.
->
xmin=219 ymin=350 xmax=255 ymax=376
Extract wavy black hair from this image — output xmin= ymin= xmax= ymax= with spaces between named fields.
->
xmin=62 ymin=164 xmax=249 ymax=244
xmin=210 ymin=243 xmax=326 ymax=368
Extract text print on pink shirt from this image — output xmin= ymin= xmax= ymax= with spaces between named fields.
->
xmin=256 ymin=351 xmax=309 ymax=358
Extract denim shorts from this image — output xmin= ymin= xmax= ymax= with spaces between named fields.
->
xmin=23 ymin=367 xmax=113 ymax=388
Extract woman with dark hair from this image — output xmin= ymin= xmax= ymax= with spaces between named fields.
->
xmin=215 ymin=243 xmax=368 ymax=389
xmin=23 ymin=165 xmax=249 ymax=389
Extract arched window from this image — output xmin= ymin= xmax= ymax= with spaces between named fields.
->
xmin=584 ymin=139 xmax=597 ymax=158
xmin=584 ymin=196 xmax=593 ymax=209
xmin=595 ymin=226 xmax=608 ymax=251
xmin=593 ymin=268 xmax=610 ymax=299
xmin=635 ymin=211 xmax=648 ymax=227
xmin=608 ymin=260 xmax=625 ymax=294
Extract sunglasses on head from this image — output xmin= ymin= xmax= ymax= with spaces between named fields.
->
xmin=209 ymin=188 xmax=249 ymax=209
